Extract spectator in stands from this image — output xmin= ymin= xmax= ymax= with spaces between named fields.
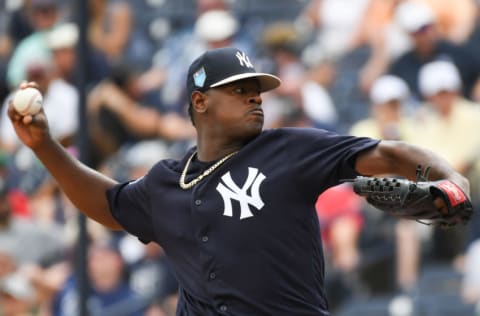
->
xmin=413 ymin=60 xmax=480 ymax=175
xmin=155 ymin=4 xmax=246 ymax=113
xmin=351 ymin=0 xmax=413 ymax=93
xmin=354 ymin=0 xmax=476 ymax=94
xmin=86 ymin=0 xmax=141 ymax=86
xmin=47 ymin=23 xmax=78 ymax=84
xmin=0 ymin=163 xmax=66 ymax=315
xmin=297 ymin=0 xmax=370 ymax=59
xmin=389 ymin=0 xmax=480 ymax=101
xmin=3 ymin=0 xmax=34 ymax=48
xmin=350 ymin=74 xmax=415 ymax=140
xmin=463 ymin=0 xmax=480 ymax=102
xmin=411 ymin=60 xmax=480 ymax=263
xmin=299 ymin=0 xmax=374 ymax=133
xmin=87 ymin=64 xmax=195 ymax=167
xmin=6 ymin=0 xmax=62 ymax=89
xmin=260 ymin=22 xmax=307 ymax=128
xmin=88 ymin=0 xmax=132 ymax=62
xmin=315 ymin=184 xmax=366 ymax=310
xmin=52 ymin=238 xmax=144 ymax=316
xmin=300 ymin=52 xmax=338 ymax=130
xmin=422 ymin=0 xmax=477 ymax=44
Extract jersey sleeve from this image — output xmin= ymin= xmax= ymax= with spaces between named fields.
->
xmin=281 ymin=127 xmax=380 ymax=197
xmin=106 ymin=175 xmax=154 ymax=243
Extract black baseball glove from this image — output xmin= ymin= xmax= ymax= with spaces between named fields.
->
xmin=347 ymin=166 xmax=473 ymax=228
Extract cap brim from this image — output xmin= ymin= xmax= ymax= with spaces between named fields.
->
xmin=210 ymin=73 xmax=281 ymax=92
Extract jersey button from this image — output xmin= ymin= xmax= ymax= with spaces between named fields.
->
xmin=195 ymin=199 xmax=202 ymax=206
xmin=220 ymin=305 xmax=227 ymax=312
xmin=209 ymin=272 xmax=216 ymax=280
xmin=201 ymin=236 xmax=209 ymax=242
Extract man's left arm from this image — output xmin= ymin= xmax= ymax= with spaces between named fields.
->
xmin=355 ymin=140 xmax=470 ymax=197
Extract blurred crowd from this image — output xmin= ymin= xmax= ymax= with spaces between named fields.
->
xmin=0 ymin=0 xmax=480 ymax=315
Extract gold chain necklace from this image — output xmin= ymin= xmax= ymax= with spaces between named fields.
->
xmin=179 ymin=150 xmax=238 ymax=189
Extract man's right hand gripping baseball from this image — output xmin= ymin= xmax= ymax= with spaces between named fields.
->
xmin=8 ymin=82 xmax=122 ymax=230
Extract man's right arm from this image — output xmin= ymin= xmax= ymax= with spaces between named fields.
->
xmin=8 ymin=83 xmax=122 ymax=230
xmin=33 ymin=138 xmax=122 ymax=230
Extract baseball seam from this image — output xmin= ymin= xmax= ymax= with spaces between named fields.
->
xmin=24 ymin=91 xmax=38 ymax=115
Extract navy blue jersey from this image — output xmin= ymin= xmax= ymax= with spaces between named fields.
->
xmin=107 ymin=127 xmax=379 ymax=316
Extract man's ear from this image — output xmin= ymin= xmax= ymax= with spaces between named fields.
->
xmin=191 ymin=91 xmax=207 ymax=114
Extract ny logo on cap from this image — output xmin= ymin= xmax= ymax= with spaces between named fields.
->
xmin=193 ymin=67 xmax=206 ymax=87
xmin=235 ymin=51 xmax=253 ymax=68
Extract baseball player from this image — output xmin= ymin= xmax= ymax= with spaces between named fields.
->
xmin=8 ymin=47 xmax=469 ymax=315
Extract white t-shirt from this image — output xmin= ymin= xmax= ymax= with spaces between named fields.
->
xmin=317 ymin=0 xmax=370 ymax=57
xmin=301 ymin=80 xmax=337 ymax=126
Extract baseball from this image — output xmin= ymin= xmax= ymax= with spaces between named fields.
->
xmin=12 ymin=87 xmax=43 ymax=116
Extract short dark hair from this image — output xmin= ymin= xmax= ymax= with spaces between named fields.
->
xmin=187 ymin=102 xmax=195 ymax=126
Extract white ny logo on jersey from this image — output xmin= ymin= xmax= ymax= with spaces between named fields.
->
xmin=235 ymin=51 xmax=254 ymax=68
xmin=216 ymin=167 xmax=266 ymax=219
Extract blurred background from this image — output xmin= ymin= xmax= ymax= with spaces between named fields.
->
xmin=1 ymin=0 xmax=480 ymax=315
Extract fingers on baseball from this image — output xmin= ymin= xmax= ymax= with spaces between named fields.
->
xmin=22 ymin=115 xmax=35 ymax=125
xmin=8 ymin=101 xmax=32 ymax=122
xmin=7 ymin=101 xmax=21 ymax=121
xmin=19 ymin=81 xmax=39 ymax=90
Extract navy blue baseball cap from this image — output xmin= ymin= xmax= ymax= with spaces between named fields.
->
xmin=186 ymin=47 xmax=281 ymax=100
